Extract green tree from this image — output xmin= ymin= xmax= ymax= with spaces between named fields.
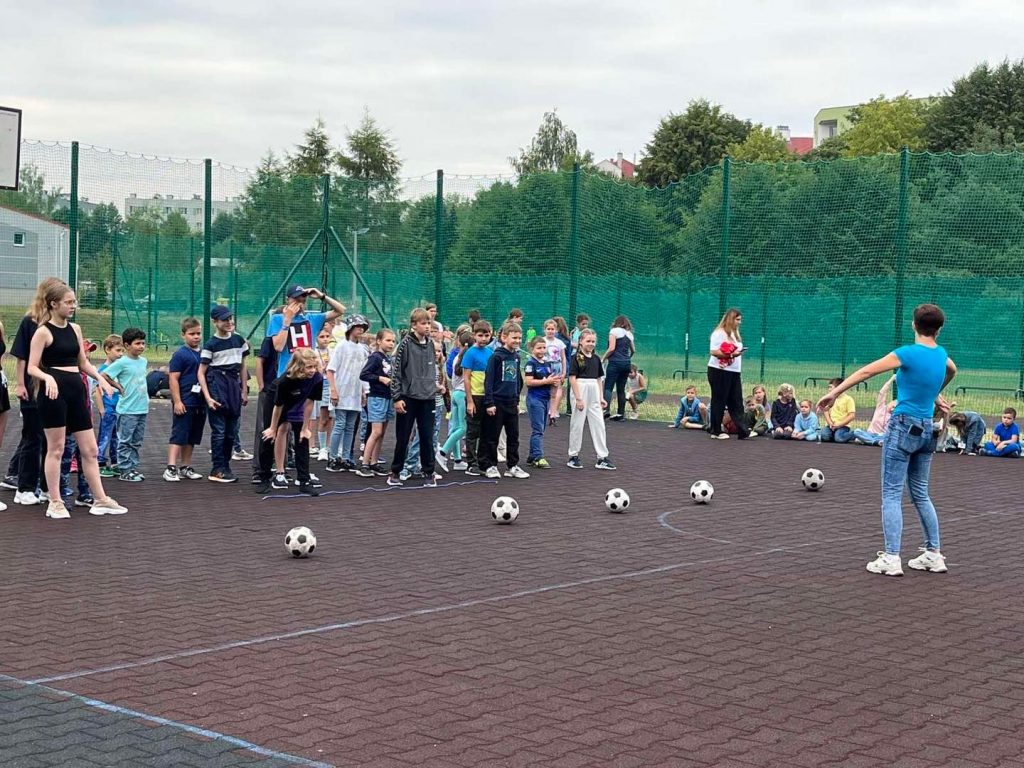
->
xmin=235 ymin=151 xmax=321 ymax=247
xmin=842 ymin=94 xmax=929 ymax=157
xmin=637 ymin=100 xmax=751 ymax=187
xmin=727 ymin=125 xmax=793 ymax=163
xmin=288 ymin=117 xmax=334 ymax=178
xmin=927 ymin=60 xmax=1024 ymax=152
xmin=508 ymin=110 xmax=594 ymax=175
xmin=335 ymin=110 xmax=401 ymax=200
xmin=803 ymin=133 xmax=849 ymax=161
xmin=0 ymin=164 xmax=62 ymax=217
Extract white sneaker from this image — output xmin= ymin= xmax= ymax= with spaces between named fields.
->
xmin=0 ymin=500 xmax=6 ymax=512
xmin=90 ymin=497 xmax=128 ymax=515
xmin=866 ymin=551 xmax=903 ymax=576
xmin=45 ymin=501 xmax=71 ymax=519
xmin=452 ymin=460 xmax=468 ymax=471
xmin=434 ymin=450 xmax=449 ymax=473
xmin=399 ymin=469 xmax=412 ymax=482
xmin=162 ymin=468 xmax=180 ymax=482
xmin=628 ymin=412 xmax=638 ymax=420
xmin=715 ymin=433 xmax=730 ymax=440
xmin=907 ymin=548 xmax=947 ymax=573
xmin=317 ymin=448 xmax=329 ymax=462
xmin=14 ymin=491 xmax=43 ymax=505
xmin=232 ymin=449 xmax=254 ymax=461
xmin=504 ymin=466 xmax=530 ymax=479
xmin=485 ymin=466 xmax=501 ymax=479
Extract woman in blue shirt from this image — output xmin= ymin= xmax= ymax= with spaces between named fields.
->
xmin=817 ymin=304 xmax=957 ymax=578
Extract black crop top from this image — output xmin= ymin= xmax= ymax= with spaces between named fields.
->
xmin=42 ymin=322 xmax=80 ymax=367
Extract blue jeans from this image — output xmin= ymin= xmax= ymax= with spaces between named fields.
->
xmin=207 ymin=410 xmax=237 ymax=474
xmin=330 ymin=409 xmax=359 ymax=462
xmin=820 ymin=425 xmax=855 ymax=443
xmin=60 ymin=435 xmax=89 ymax=498
xmin=853 ymin=428 xmax=884 ymax=446
xmin=97 ymin=409 xmax=119 ymax=467
xmin=982 ymin=440 xmax=1022 ymax=456
xmin=526 ymin=397 xmax=548 ymax=461
xmin=116 ymin=413 xmax=147 ymax=474
xmin=881 ymin=414 xmax=940 ymax=555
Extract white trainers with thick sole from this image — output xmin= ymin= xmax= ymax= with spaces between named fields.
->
xmin=45 ymin=501 xmax=71 ymax=519
xmin=907 ymin=548 xmax=947 ymax=573
xmin=866 ymin=551 xmax=904 ymax=576
xmin=485 ymin=467 xmax=501 ymax=479
xmin=504 ymin=466 xmax=530 ymax=479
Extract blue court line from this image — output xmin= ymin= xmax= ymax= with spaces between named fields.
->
xmin=0 ymin=672 xmax=334 ymax=768
xmin=27 ymin=508 xmax=1003 ymax=687
xmin=657 ymin=508 xmax=736 ymax=545
xmin=261 ymin=478 xmax=497 ymax=500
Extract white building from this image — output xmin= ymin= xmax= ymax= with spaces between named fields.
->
xmin=0 ymin=204 xmax=69 ymax=306
xmin=123 ymin=193 xmax=241 ymax=231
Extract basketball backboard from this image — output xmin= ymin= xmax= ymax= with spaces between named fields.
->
xmin=0 ymin=105 xmax=23 ymax=191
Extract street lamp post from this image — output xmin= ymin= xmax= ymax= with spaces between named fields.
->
xmin=350 ymin=227 xmax=369 ymax=309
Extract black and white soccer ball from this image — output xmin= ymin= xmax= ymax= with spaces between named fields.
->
xmin=491 ymin=496 xmax=519 ymax=524
xmin=689 ymin=480 xmax=714 ymax=504
xmin=285 ymin=526 xmax=317 ymax=558
xmin=802 ymin=468 xmax=825 ymax=491
xmin=605 ymin=488 xmax=630 ymax=512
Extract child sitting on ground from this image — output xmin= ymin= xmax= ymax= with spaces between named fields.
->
xmin=626 ymin=365 xmax=647 ymax=419
xmin=980 ymin=407 xmax=1021 ymax=457
xmin=669 ymin=385 xmax=707 ymax=429
xmin=792 ymin=399 xmax=820 ymax=441
xmin=770 ymin=383 xmax=797 ymax=439
xmin=742 ymin=395 xmax=769 ymax=436
xmin=946 ymin=410 xmax=986 ymax=455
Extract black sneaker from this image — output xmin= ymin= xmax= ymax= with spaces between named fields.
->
xmin=465 ymin=466 xmax=482 ymax=476
xmin=609 ymin=414 xmax=624 ymax=422
xmin=1 ymin=475 xmax=19 ymax=490
xmin=595 ymin=457 xmax=617 ymax=470
xmin=422 ymin=476 xmax=437 ymax=488
xmin=371 ymin=463 xmax=390 ymax=477
xmin=299 ymin=482 xmax=319 ymax=497
xmin=354 ymin=464 xmax=375 ymax=477
xmin=325 ymin=458 xmax=345 ymax=473
xmin=250 ymin=473 xmax=262 ymax=485
xmin=340 ymin=460 xmax=356 ymax=472
xmin=566 ymin=456 xmax=583 ymax=469
xmin=271 ymin=473 xmax=289 ymax=489
xmin=254 ymin=479 xmax=271 ymax=494
xmin=209 ymin=469 xmax=238 ymax=483
xmin=386 ymin=474 xmax=403 ymax=487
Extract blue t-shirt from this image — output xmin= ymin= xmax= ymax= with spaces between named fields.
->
xmin=96 ymin=361 xmax=120 ymax=411
xmin=102 ymin=356 xmax=149 ymax=415
xmin=994 ymin=422 xmax=1020 ymax=442
xmin=893 ymin=343 xmax=948 ymax=420
xmin=266 ymin=311 xmax=328 ymax=377
xmin=523 ymin=358 xmax=552 ymax=402
xmin=460 ymin=344 xmax=494 ymax=397
xmin=169 ymin=345 xmax=203 ymax=408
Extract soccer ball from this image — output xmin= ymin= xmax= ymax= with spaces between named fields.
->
xmin=285 ymin=526 xmax=317 ymax=558
xmin=491 ymin=496 xmax=519 ymax=524
xmin=605 ymin=488 xmax=630 ymax=512
xmin=802 ymin=468 xmax=825 ymax=491
xmin=689 ymin=480 xmax=714 ymax=504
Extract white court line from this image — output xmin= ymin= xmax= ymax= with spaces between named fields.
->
xmin=657 ymin=508 xmax=736 ymax=544
xmin=27 ymin=509 xmax=1008 ymax=686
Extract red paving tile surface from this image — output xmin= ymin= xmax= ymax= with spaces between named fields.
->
xmin=2 ymin=405 xmax=1024 ymax=766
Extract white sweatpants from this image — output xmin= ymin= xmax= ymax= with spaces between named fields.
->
xmin=568 ymin=379 xmax=609 ymax=459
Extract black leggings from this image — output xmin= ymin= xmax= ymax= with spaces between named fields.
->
xmin=707 ymin=367 xmax=748 ymax=439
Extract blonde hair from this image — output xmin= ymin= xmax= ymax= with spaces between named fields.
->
xmin=574 ymin=328 xmax=597 ymax=369
xmin=715 ymin=308 xmax=743 ymax=343
xmin=798 ymin=399 xmax=812 ymax=407
xmin=285 ymin=347 xmax=319 ymax=379
xmin=499 ymin=321 xmax=522 ymax=339
xmin=778 ymin=383 xmax=795 ymax=396
xmin=27 ymin=277 xmax=69 ymax=323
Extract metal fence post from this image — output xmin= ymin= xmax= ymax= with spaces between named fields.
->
xmin=153 ymin=232 xmax=160 ymax=339
xmin=567 ymin=163 xmax=581 ymax=320
xmin=893 ymin=147 xmax=909 ymax=346
xmin=189 ymin=237 xmax=196 ymax=318
xmin=110 ymin=233 xmax=118 ymax=334
xmin=68 ymin=141 xmax=79 ymax=290
xmin=718 ymin=156 xmax=731 ymax=316
xmin=203 ymin=159 xmax=212 ymax=339
xmin=320 ymin=174 xmax=330 ymax=301
xmin=434 ymin=169 xmax=444 ymax=308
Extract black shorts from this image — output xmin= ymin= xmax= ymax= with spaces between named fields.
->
xmin=37 ymin=369 xmax=93 ymax=433
xmin=0 ymin=382 xmax=10 ymax=414
xmin=169 ymin=406 xmax=207 ymax=446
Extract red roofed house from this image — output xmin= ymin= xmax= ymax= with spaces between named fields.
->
xmin=777 ymin=126 xmax=813 ymax=156
xmin=596 ymin=152 xmax=636 ymax=179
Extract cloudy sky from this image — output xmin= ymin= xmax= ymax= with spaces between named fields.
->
xmin=4 ymin=0 xmax=1023 ymax=180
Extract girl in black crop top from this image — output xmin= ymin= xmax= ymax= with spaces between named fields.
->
xmin=26 ymin=282 xmax=127 ymax=518
xmin=0 ymin=321 xmax=9 ymax=464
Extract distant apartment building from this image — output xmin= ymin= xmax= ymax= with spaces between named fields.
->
xmin=0 ymin=204 xmax=69 ymax=305
xmin=813 ymin=97 xmax=935 ymax=147
xmin=123 ymin=193 xmax=241 ymax=231
xmin=596 ymin=152 xmax=636 ymax=180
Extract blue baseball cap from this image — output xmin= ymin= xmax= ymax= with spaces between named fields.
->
xmin=210 ymin=305 xmax=233 ymax=321
xmin=286 ymin=284 xmax=312 ymax=299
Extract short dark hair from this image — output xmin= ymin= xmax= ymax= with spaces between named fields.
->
xmin=912 ymin=304 xmax=945 ymax=337
xmin=121 ymin=327 xmax=146 ymax=345
xmin=472 ymin=320 xmax=492 ymax=334
xmin=181 ymin=317 xmax=200 ymax=333
xmin=1004 ymin=407 xmax=1018 ymax=419
xmin=467 ymin=309 xmax=481 ymax=323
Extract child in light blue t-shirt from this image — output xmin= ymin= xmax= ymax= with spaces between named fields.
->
xmin=101 ymin=328 xmax=149 ymax=481
xmin=793 ymin=399 xmax=820 ymax=441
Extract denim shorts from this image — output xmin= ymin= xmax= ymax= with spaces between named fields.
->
xmin=169 ymin=406 xmax=207 ymax=446
xmin=366 ymin=395 xmax=395 ymax=424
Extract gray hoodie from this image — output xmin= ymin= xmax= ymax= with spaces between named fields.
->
xmin=390 ymin=332 xmax=438 ymax=402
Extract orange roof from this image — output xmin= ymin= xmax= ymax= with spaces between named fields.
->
xmin=787 ymin=137 xmax=814 ymax=156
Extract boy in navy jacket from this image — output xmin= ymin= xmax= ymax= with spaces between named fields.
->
xmin=481 ymin=321 xmax=529 ymax=479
